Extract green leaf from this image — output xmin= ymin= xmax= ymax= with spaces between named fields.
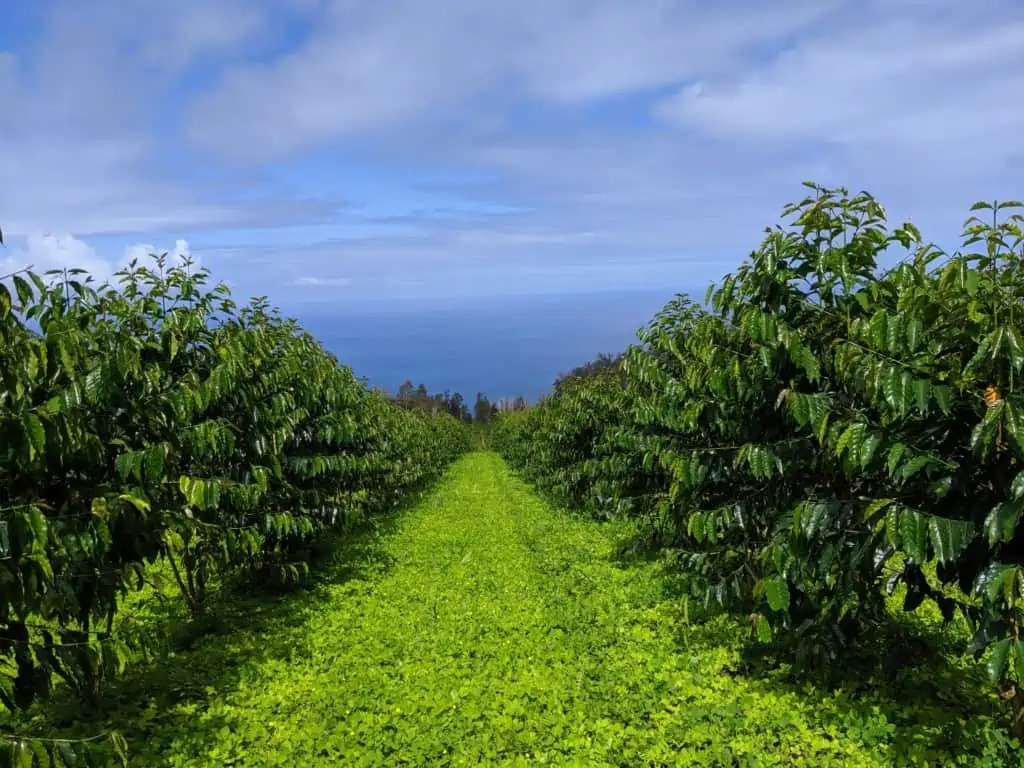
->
xmin=965 ymin=268 xmax=981 ymax=296
xmin=755 ymin=614 xmax=772 ymax=643
xmin=84 ymin=367 xmax=104 ymax=402
xmin=836 ymin=422 xmax=866 ymax=463
xmin=900 ymin=508 xmax=928 ymax=562
xmin=984 ymin=499 xmax=1024 ymax=545
xmin=91 ymin=497 xmax=108 ymax=519
xmin=144 ymin=444 xmax=165 ymax=485
xmin=119 ymin=493 xmax=151 ymax=513
xmin=971 ymin=407 xmax=1002 ymax=456
xmin=765 ymin=577 xmax=790 ymax=612
xmin=900 ymin=455 xmax=933 ymax=481
xmin=975 ymin=563 xmax=1016 ymax=604
xmin=913 ymin=379 xmax=930 ymax=415
xmin=928 ymin=515 xmax=973 ymax=563
xmin=897 ymin=371 xmax=913 ymax=415
xmin=883 ymin=370 xmax=901 ymax=412
xmin=15 ymin=741 xmax=32 ymax=768
xmin=865 ymin=498 xmax=893 ymax=521
xmin=22 ymin=413 xmax=45 ymax=460
xmin=886 ymin=313 xmax=902 ymax=353
xmin=12 ymin=275 xmax=33 ymax=307
xmin=859 ymin=431 xmax=882 ymax=469
xmin=56 ymin=337 xmax=74 ymax=374
xmin=870 ymin=311 xmax=888 ymax=350
xmin=28 ymin=506 xmax=48 ymax=543
xmin=905 ymin=317 xmax=923 ymax=353
xmin=802 ymin=501 xmax=837 ymax=540
xmin=988 ymin=637 xmax=1012 ymax=684
xmin=1005 ymin=401 xmax=1024 ymax=453
xmin=115 ymin=451 xmax=139 ymax=482
xmin=887 ymin=443 xmax=906 ymax=476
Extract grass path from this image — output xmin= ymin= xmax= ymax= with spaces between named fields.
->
xmin=60 ymin=453 xmax=1006 ymax=766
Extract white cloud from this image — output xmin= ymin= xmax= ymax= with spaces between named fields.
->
xmin=1 ymin=234 xmax=116 ymax=282
xmin=186 ymin=0 xmax=840 ymax=162
xmin=123 ymin=239 xmax=198 ymax=270
xmin=293 ymin=276 xmax=352 ymax=286
xmin=0 ymin=0 xmax=312 ymax=238
xmin=1 ymin=234 xmax=198 ymax=286
xmin=179 ymin=0 xmax=1023 ymax=261
xmin=4 ymin=0 xmax=1023 ymax=307
xmin=653 ymin=12 xmax=1024 ymax=168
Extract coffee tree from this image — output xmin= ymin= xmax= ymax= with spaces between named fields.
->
xmin=0 ymin=250 xmax=469 ymax=765
xmin=496 ymin=184 xmax=1024 ymax=738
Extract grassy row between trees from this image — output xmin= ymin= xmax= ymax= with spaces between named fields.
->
xmin=6 ymin=452 xmax=978 ymax=767
xmin=493 ymin=183 xmax=1024 ymax=759
xmin=0 ymin=253 xmax=470 ymax=765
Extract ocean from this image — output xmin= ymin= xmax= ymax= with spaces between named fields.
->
xmin=288 ymin=288 xmax=688 ymax=402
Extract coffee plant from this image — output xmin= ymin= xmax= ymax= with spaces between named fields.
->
xmin=0 ymin=253 xmax=469 ymax=764
xmin=495 ymin=183 xmax=1024 ymax=739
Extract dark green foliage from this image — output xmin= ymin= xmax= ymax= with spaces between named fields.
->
xmin=0 ymin=255 xmax=469 ymax=763
xmin=552 ymin=352 xmax=624 ymax=396
xmin=494 ymin=184 xmax=1024 ymax=740
xmin=391 ymin=380 xmax=474 ymax=422
xmin=494 ymin=362 xmax=662 ymax=523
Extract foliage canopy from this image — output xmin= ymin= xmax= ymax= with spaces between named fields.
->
xmin=494 ymin=183 xmax=1024 ymax=741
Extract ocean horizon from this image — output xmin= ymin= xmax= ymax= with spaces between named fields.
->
xmin=287 ymin=287 xmax=692 ymax=402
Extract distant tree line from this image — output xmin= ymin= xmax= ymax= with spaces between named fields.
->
xmin=387 ymin=381 xmax=527 ymax=424
xmin=384 ymin=355 xmax=624 ymax=423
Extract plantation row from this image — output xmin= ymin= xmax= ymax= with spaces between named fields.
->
xmin=493 ymin=184 xmax=1024 ymax=742
xmin=0 ymin=255 xmax=469 ymax=763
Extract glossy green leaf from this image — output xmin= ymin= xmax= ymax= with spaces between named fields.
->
xmin=765 ymin=577 xmax=790 ymax=612
xmin=988 ymin=637 xmax=1012 ymax=684
xmin=928 ymin=515 xmax=974 ymax=563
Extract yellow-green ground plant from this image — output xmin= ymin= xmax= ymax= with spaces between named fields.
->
xmin=14 ymin=454 xmax=1019 ymax=766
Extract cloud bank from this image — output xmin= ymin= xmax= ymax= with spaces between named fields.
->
xmin=1 ymin=0 xmax=1021 ymax=302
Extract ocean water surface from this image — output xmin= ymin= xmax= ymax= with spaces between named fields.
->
xmin=288 ymin=288 xmax=689 ymax=402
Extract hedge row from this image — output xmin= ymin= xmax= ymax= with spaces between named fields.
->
xmin=0 ymin=254 xmax=469 ymax=763
xmin=494 ymin=183 xmax=1024 ymax=744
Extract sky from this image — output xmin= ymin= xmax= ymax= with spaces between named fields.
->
xmin=1 ymin=0 xmax=1022 ymax=397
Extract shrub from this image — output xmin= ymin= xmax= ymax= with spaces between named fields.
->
xmin=497 ymin=183 xmax=1024 ymax=738
xmin=0 ymin=255 xmax=468 ymax=762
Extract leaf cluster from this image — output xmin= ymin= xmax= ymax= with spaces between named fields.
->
xmin=494 ymin=184 xmax=1024 ymax=735
xmin=0 ymin=255 xmax=469 ymax=763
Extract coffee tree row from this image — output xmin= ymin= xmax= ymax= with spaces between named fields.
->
xmin=493 ymin=184 xmax=1024 ymax=738
xmin=0 ymin=255 xmax=469 ymax=761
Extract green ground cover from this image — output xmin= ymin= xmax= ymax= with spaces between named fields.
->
xmin=19 ymin=453 xmax=1016 ymax=766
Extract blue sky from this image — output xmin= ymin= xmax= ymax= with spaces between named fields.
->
xmin=1 ymin=0 xmax=1022 ymax=312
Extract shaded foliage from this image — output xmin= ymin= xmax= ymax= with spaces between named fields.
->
xmin=494 ymin=183 xmax=1024 ymax=743
xmin=0 ymin=253 xmax=469 ymax=764
xmin=552 ymin=352 xmax=625 ymax=397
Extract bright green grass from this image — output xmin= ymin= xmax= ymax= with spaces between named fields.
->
xmin=23 ymin=453 xmax=1020 ymax=766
